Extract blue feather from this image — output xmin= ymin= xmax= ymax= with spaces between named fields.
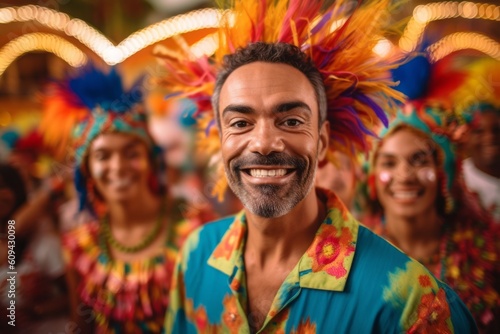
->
xmin=391 ymin=54 xmax=431 ymax=100
xmin=68 ymin=63 xmax=143 ymax=113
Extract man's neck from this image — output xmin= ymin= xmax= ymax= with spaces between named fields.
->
xmin=244 ymin=188 xmax=326 ymax=268
xmin=243 ymin=188 xmax=327 ymax=332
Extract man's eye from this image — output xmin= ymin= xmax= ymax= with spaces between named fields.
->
xmin=232 ymin=121 xmax=249 ymax=128
xmin=283 ymin=119 xmax=302 ymax=127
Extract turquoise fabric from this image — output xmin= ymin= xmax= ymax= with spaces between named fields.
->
xmin=73 ymin=108 xmax=152 ymax=165
xmin=165 ymin=189 xmax=477 ymax=333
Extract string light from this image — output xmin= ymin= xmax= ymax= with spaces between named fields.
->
xmin=373 ymin=38 xmax=394 ymax=57
xmin=0 ymin=5 xmax=223 ymax=65
xmin=399 ymin=2 xmax=500 ymax=52
xmin=0 ymin=33 xmax=87 ymax=76
xmin=427 ymin=32 xmax=500 ymax=62
xmin=190 ymin=32 xmax=219 ymax=57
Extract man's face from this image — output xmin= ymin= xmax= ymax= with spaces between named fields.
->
xmin=468 ymin=111 xmax=500 ymax=171
xmin=218 ymin=62 xmax=328 ymax=218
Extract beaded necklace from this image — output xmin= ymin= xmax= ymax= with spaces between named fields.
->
xmin=100 ymin=206 xmax=165 ymax=253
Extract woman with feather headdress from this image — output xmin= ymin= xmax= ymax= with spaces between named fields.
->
xmin=363 ymin=53 xmax=500 ymax=333
xmin=40 ymin=64 xmax=202 ymax=333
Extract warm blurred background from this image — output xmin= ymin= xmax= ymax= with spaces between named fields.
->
xmin=0 ymin=1 xmax=498 ymax=332
xmin=0 ymin=0 xmax=498 ymax=141
xmin=0 ymin=0 xmax=498 ymax=136
xmin=0 ymin=0 xmax=218 ymax=143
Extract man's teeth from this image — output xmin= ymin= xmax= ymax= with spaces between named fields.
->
xmin=392 ymin=191 xmax=419 ymax=199
xmin=249 ymin=169 xmax=287 ymax=177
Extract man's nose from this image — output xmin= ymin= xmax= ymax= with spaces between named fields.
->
xmin=247 ymin=122 xmax=285 ymax=156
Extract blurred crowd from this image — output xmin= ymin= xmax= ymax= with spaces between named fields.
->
xmin=0 ymin=3 xmax=499 ymax=334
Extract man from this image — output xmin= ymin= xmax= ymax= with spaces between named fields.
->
xmin=462 ymin=103 xmax=500 ymax=222
xmin=164 ymin=43 xmax=476 ymax=333
xmin=161 ymin=1 xmax=477 ymax=332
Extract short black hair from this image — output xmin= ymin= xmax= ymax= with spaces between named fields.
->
xmin=211 ymin=42 xmax=327 ymax=127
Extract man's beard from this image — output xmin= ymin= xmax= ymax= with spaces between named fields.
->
xmin=225 ymin=152 xmax=316 ymax=218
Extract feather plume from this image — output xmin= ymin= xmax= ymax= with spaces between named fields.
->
xmin=157 ymin=0 xmax=405 ymax=199
xmin=40 ymin=64 xmax=144 ymax=160
xmin=391 ymin=52 xmax=470 ymax=114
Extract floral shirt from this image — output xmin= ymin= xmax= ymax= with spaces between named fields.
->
xmin=165 ymin=189 xmax=477 ymax=333
xmin=363 ymin=203 xmax=500 ymax=331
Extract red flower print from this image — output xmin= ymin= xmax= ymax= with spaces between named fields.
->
xmin=407 ymin=289 xmax=452 ymax=334
xmin=418 ymin=275 xmax=432 ymax=288
xmin=291 ymin=318 xmax=316 ymax=334
xmin=266 ymin=309 xmax=290 ymax=333
xmin=222 ymin=294 xmax=243 ymax=333
xmin=230 ymin=278 xmax=241 ymax=291
xmin=185 ymin=299 xmax=209 ymax=332
xmin=213 ymin=222 xmax=244 ymax=260
xmin=307 ymin=225 xmax=355 ymax=278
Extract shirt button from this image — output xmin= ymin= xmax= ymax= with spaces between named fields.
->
xmin=229 ymin=313 xmax=237 ymax=322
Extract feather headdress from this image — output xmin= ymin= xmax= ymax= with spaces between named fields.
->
xmin=459 ymin=58 xmax=500 ymax=124
xmin=40 ymin=63 xmax=156 ymax=211
xmin=156 ymin=0 xmax=405 ymax=200
xmin=375 ymin=52 xmax=473 ymax=211
xmin=371 ymin=55 xmax=500 ymax=327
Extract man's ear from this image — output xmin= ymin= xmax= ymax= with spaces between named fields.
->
xmin=318 ymin=120 xmax=330 ymax=162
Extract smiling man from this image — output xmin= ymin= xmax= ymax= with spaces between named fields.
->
xmin=220 ymin=61 xmax=327 ymax=221
xmin=162 ymin=1 xmax=477 ymax=333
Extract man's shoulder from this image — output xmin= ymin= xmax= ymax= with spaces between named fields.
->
xmin=201 ymin=215 xmax=237 ymax=235
xmin=354 ymin=223 xmax=420 ymax=272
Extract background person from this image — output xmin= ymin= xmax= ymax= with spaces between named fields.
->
xmin=39 ymin=64 xmax=202 ymax=333
xmin=0 ymin=163 xmax=68 ymax=333
xmin=362 ymin=54 xmax=500 ymax=333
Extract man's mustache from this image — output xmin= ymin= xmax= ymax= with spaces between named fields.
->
xmin=231 ymin=152 xmax=306 ymax=170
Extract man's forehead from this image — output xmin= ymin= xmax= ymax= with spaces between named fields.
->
xmin=222 ymin=62 xmax=309 ymax=86
xmin=219 ymin=62 xmax=316 ymax=105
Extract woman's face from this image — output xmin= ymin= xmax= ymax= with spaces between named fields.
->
xmin=87 ymin=133 xmax=153 ymax=204
xmin=374 ymin=128 xmax=439 ymax=218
